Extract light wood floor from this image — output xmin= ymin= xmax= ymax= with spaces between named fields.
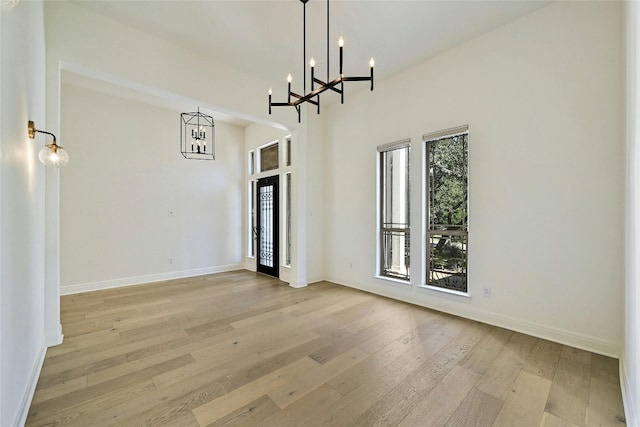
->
xmin=27 ymin=270 xmax=625 ymax=426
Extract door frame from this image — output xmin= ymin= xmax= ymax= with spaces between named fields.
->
xmin=256 ymin=175 xmax=280 ymax=277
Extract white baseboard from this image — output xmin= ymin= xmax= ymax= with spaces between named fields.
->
xmin=46 ymin=323 xmax=64 ymax=347
xmin=620 ymin=357 xmax=638 ymax=426
xmin=325 ymin=275 xmax=621 ymax=358
xmin=14 ymin=337 xmax=47 ymax=427
xmin=60 ymin=264 xmax=244 ymax=295
xmin=289 ymin=280 xmax=308 ymax=288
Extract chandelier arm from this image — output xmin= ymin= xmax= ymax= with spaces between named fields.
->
xmin=290 ymin=92 xmax=319 ymax=106
xmin=340 ymin=76 xmax=372 ymax=82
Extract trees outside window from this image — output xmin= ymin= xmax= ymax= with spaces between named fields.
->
xmin=425 ymin=127 xmax=468 ymax=293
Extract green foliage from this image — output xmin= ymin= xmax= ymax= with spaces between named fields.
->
xmin=429 ymin=135 xmax=468 ymax=228
xmin=431 ymin=240 xmax=465 ymax=272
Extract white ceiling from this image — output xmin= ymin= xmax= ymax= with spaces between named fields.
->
xmin=68 ymin=0 xmax=551 ymax=125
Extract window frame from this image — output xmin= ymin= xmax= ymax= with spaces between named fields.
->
xmin=377 ymin=138 xmax=411 ymax=282
xmin=423 ymin=125 xmax=469 ymax=295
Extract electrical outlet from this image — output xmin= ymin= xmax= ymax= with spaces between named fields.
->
xmin=483 ymin=287 xmax=492 ymax=298
xmin=168 ymin=210 xmax=177 ymax=218
xmin=168 ymin=257 xmax=174 ymax=264
xmin=349 ymin=262 xmax=353 ymax=269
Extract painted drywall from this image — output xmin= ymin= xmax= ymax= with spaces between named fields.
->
xmin=59 ymin=83 xmax=245 ymax=293
xmin=44 ymin=0 xmax=304 ymax=295
xmin=305 ymin=112 xmax=326 ymax=284
xmin=324 ymin=1 xmax=624 ymax=357
xmin=43 ymin=1 xmax=294 ymax=131
xmin=624 ymin=2 xmax=640 ymax=424
xmin=0 ymin=1 xmax=49 ymax=425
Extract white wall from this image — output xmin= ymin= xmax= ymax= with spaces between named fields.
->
xmin=59 ymin=83 xmax=245 ymax=293
xmin=324 ymin=1 xmax=624 ymax=357
xmin=0 ymin=1 xmax=49 ymax=425
xmin=44 ymin=0 xmax=304 ymax=295
xmin=305 ymin=112 xmax=325 ymax=283
xmin=624 ymin=1 xmax=640 ymax=425
xmin=44 ymin=1 xmax=296 ymax=132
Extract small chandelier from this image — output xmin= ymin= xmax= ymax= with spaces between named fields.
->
xmin=268 ymin=0 xmax=374 ymax=123
xmin=180 ymin=108 xmax=215 ymax=160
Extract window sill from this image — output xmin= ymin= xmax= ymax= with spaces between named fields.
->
xmin=375 ymin=275 xmax=411 ymax=286
xmin=281 ymin=264 xmax=291 ymax=269
xmin=419 ymin=284 xmax=471 ymax=300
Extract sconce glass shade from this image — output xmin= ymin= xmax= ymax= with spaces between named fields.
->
xmin=39 ymin=145 xmax=69 ymax=168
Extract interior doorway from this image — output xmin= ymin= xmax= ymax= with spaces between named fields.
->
xmin=256 ymin=175 xmax=279 ymax=277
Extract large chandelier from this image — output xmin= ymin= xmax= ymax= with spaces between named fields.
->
xmin=268 ymin=0 xmax=374 ymax=123
xmin=180 ymin=108 xmax=215 ymax=160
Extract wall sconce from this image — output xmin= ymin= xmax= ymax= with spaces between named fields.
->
xmin=28 ymin=120 xmax=69 ymax=168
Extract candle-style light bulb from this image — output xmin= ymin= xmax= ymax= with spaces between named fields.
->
xmin=287 ymin=73 xmax=292 ymax=83
xmin=310 ymin=57 xmax=315 ymax=68
xmin=338 ymin=36 xmax=344 ymax=47
xmin=369 ymin=57 xmax=375 ymax=68
xmin=268 ymin=87 xmax=272 ymax=95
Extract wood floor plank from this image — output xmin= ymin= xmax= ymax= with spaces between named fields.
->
xmin=107 ymin=371 xmax=235 ymax=426
xmin=398 ymin=364 xmax=481 ymax=426
xmin=544 ymin=356 xmax=591 ymax=426
xmin=492 ymin=371 xmax=552 ymax=427
xmin=25 ymin=270 xmax=626 ymax=427
xmin=224 ymin=336 xmax=334 ymax=389
xmin=347 ymin=321 xmax=487 ymax=427
xmin=209 ymin=395 xmax=281 ymax=427
xmin=475 ymin=332 xmax=538 ymax=401
xmin=30 ymin=376 xmax=87 ymax=405
xmin=191 ymin=356 xmax=318 ymax=425
xmin=539 ymin=411 xmax=581 ymax=427
xmin=444 ymin=388 xmax=503 ymax=427
xmin=268 ymin=347 xmax=369 ymax=408
xmin=260 ymin=384 xmax=343 ymax=427
xmin=29 ymin=378 xmax=157 ymax=426
xmin=587 ymin=377 xmax=626 ymax=426
xmin=326 ymin=338 xmax=411 ymax=396
xmin=522 ymin=338 xmax=563 ymax=381
xmin=458 ymin=325 xmax=513 ymax=375
xmin=28 ymin=354 xmax=193 ymax=423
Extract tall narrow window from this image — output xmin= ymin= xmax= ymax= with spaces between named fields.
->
xmin=285 ymin=137 xmax=292 ymax=167
xmin=248 ymin=181 xmax=257 ymax=257
xmin=425 ymin=126 xmax=469 ymax=293
xmin=284 ymin=172 xmax=292 ymax=266
xmin=249 ymin=151 xmax=255 ymax=175
xmin=378 ymin=139 xmax=411 ymax=281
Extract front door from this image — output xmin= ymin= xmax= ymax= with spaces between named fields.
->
xmin=256 ymin=175 xmax=279 ymax=277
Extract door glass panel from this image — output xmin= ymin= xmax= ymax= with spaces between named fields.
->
xmin=259 ymin=184 xmax=274 ymax=268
